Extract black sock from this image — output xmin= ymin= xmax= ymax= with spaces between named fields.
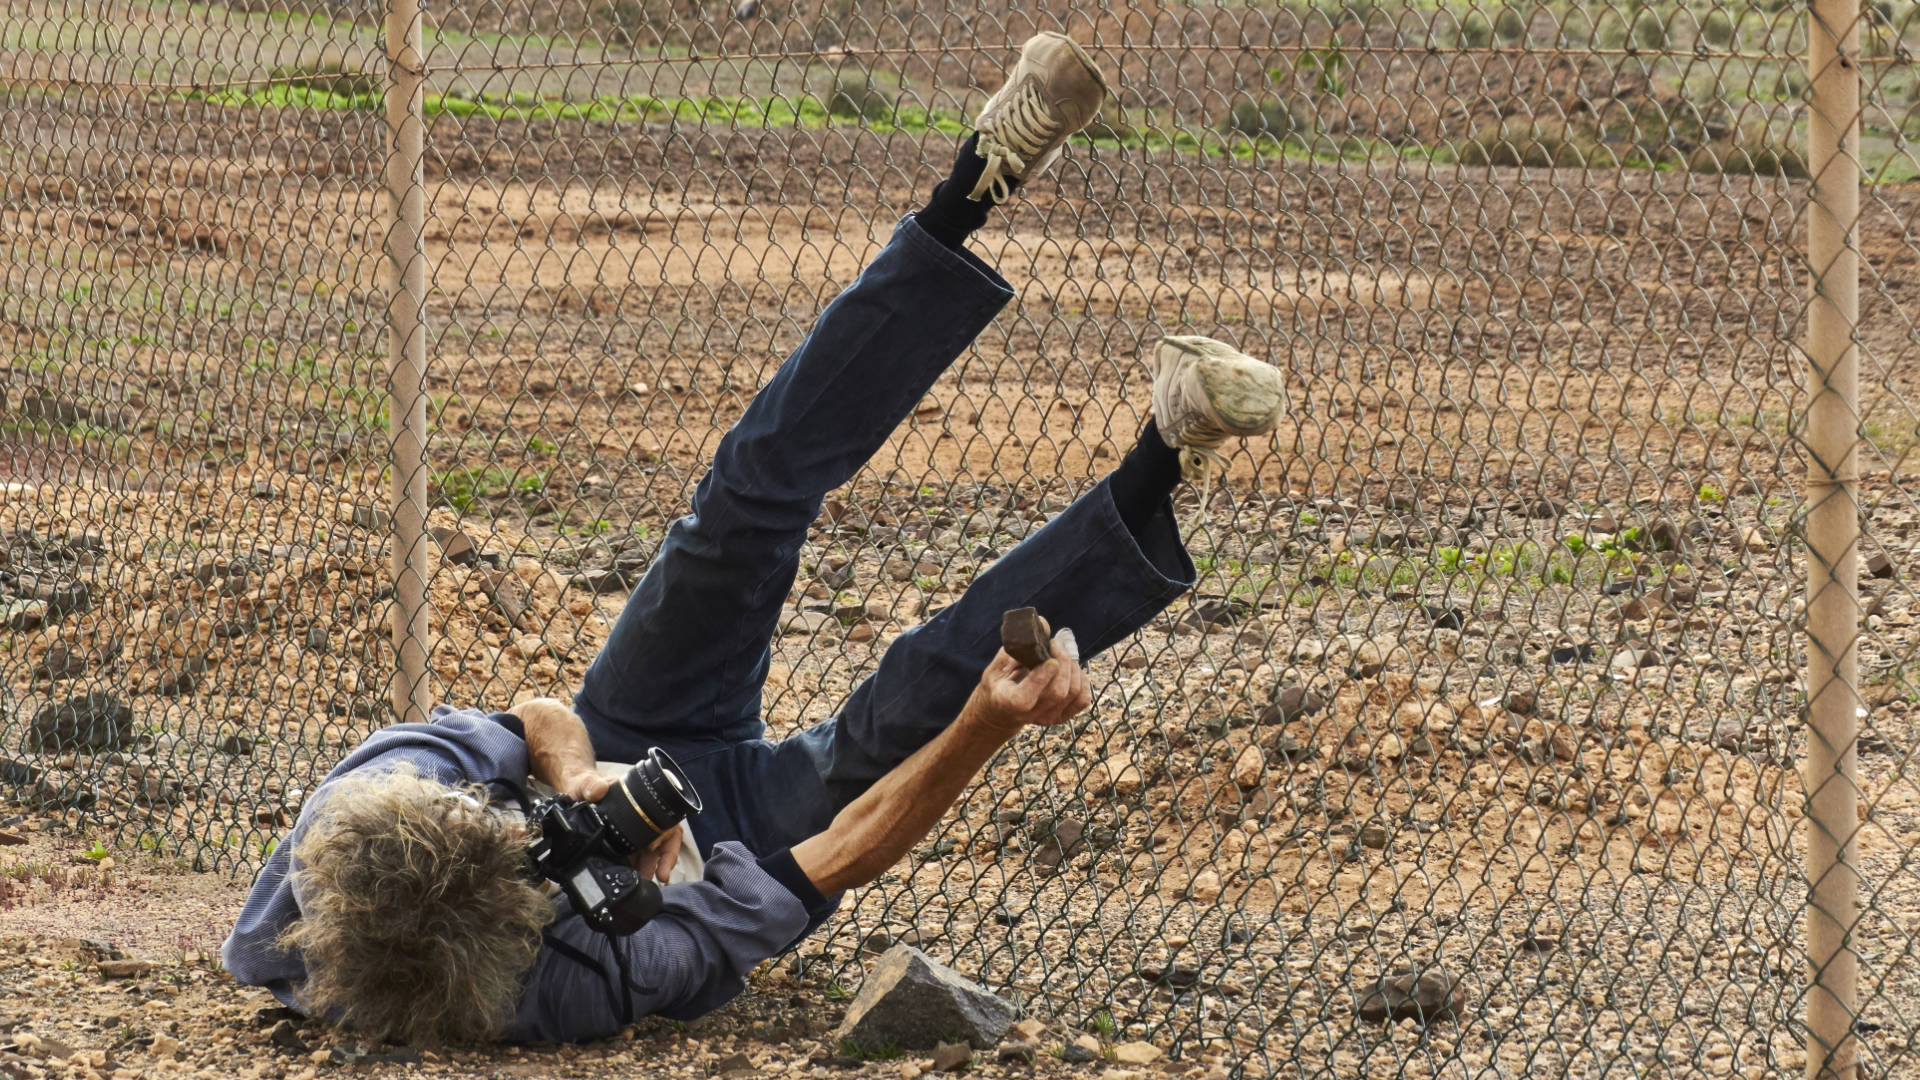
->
xmin=1108 ymin=418 xmax=1184 ymax=536
xmin=914 ymin=133 xmax=1008 ymax=249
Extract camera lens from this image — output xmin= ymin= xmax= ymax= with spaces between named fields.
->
xmin=599 ymin=747 xmax=703 ymax=853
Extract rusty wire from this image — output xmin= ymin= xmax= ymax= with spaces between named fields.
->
xmin=2 ymin=0 xmax=1917 ymax=1075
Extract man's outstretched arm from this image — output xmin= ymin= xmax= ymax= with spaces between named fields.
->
xmin=792 ymin=633 xmax=1087 ymax=895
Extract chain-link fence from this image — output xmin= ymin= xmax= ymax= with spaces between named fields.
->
xmin=3 ymin=0 xmax=1915 ymax=1074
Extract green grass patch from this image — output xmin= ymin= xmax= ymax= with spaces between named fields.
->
xmin=430 ymin=465 xmax=548 ymax=513
xmin=177 ymin=80 xmax=1405 ymax=169
xmin=1300 ymin=551 xmax=1421 ymax=591
xmin=1863 ymin=413 xmax=1920 ymax=456
xmin=837 ymin=1039 xmax=907 ymax=1060
xmin=1196 ymin=554 xmax=1286 ymax=606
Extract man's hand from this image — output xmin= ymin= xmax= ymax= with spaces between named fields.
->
xmin=631 ymin=824 xmax=683 ymax=885
xmin=542 ymin=746 xmax=684 ymax=886
xmin=969 ymin=628 xmax=1090 ymax=738
xmin=553 ymin=767 xmax=611 ymax=804
xmin=792 ymin=627 xmax=1090 ymax=896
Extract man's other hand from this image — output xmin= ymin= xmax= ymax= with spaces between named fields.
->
xmin=971 ymin=628 xmax=1090 ymax=737
xmin=632 ymin=824 xmax=683 ymax=885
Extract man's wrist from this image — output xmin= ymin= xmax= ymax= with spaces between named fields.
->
xmin=957 ymin=694 xmax=1025 ymax=742
xmin=516 ymin=697 xmax=568 ymax=731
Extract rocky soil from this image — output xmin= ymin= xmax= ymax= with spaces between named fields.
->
xmin=7 ymin=463 xmax=1920 ymax=1077
xmin=0 ymin=810 xmax=1227 ymax=1080
xmin=5 ymin=64 xmax=1920 ymax=1079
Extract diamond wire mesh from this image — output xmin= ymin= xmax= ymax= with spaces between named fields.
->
xmin=0 ymin=0 xmax=1913 ymax=1075
xmin=0 ymin=1 xmax=392 ymax=862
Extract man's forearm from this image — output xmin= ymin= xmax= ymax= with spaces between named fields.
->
xmin=791 ymin=692 xmax=1018 ymax=895
xmin=516 ymin=698 xmax=599 ymax=792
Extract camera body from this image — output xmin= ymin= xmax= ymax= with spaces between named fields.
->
xmin=526 ymin=747 xmax=702 ymax=936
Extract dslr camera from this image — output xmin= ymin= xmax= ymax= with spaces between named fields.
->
xmin=525 ymin=747 xmax=703 ymax=936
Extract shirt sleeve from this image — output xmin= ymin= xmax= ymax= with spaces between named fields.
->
xmin=754 ymin=847 xmax=834 ymax=921
xmin=487 ymin=711 xmax=526 ymax=741
xmin=506 ymin=842 xmax=813 ymax=1042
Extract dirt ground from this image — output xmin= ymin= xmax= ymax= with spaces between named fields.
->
xmin=2 ymin=810 xmax=1219 ymax=1080
xmin=5 ymin=55 xmax=1920 ymax=1079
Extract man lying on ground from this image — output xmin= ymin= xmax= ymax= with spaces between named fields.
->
xmin=223 ymin=32 xmax=1288 ymax=1045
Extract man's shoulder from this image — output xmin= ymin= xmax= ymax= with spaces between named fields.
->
xmin=337 ymin=707 xmax=529 ymax=783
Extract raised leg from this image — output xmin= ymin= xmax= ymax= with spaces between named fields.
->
xmin=575 ymin=219 xmax=1015 ymax=762
xmin=720 ymin=329 xmax=1294 ymax=854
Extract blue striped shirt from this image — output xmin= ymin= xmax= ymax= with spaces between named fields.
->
xmin=221 ymin=706 xmax=817 ymax=1042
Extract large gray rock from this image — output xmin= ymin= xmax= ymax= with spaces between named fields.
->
xmin=28 ymin=692 xmax=133 ymax=752
xmin=833 ymin=946 xmax=1016 ymax=1052
xmin=1356 ymin=967 xmax=1469 ymax=1024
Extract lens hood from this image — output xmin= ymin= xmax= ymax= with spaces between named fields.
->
xmin=600 ymin=746 xmax=703 ymax=852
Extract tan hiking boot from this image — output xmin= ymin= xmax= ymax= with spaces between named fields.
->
xmin=968 ymin=32 xmax=1111 ymax=203
xmin=1149 ymin=335 xmax=1288 ymax=485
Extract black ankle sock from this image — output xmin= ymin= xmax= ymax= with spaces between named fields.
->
xmin=1108 ymin=418 xmax=1184 ymax=536
xmin=914 ymin=133 xmax=1009 ymax=249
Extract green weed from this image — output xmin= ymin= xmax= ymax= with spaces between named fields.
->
xmin=1218 ymin=97 xmax=1310 ymax=144
xmin=1459 ymin=116 xmax=1595 ymax=168
xmin=1700 ymin=9 xmax=1737 ymax=47
xmin=431 ymin=465 xmax=545 ymax=513
xmin=1494 ymin=7 xmax=1528 ymax=42
xmin=1296 ymin=44 xmax=1352 ymax=98
xmin=268 ymin=55 xmax=378 ymax=97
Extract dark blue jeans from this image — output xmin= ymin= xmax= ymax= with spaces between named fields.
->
xmin=574 ymin=216 xmax=1196 ymax=878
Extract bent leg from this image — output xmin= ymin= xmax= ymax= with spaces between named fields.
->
xmin=576 ymin=219 xmax=1015 ymax=763
xmin=734 ymin=478 xmax=1196 ymax=852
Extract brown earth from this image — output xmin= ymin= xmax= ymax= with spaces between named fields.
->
xmin=2 ymin=815 xmax=1183 ymax=1080
xmin=3 ymin=70 xmax=1920 ymax=1079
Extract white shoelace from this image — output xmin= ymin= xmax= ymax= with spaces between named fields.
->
xmin=970 ymin=82 xmax=1058 ymax=202
xmin=1178 ymin=443 xmax=1228 ymax=485
xmin=1179 ymin=443 xmax=1228 ymax=528
xmin=1160 ymin=365 xmax=1238 ymax=524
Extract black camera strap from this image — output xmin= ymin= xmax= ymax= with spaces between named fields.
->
xmin=538 ymin=929 xmax=634 ymax=1028
xmin=486 ymin=775 xmax=660 ymax=1030
xmin=482 ymin=774 xmax=533 ymax=812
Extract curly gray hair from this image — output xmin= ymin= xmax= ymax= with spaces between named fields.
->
xmin=280 ymin=766 xmax=553 ymax=1045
